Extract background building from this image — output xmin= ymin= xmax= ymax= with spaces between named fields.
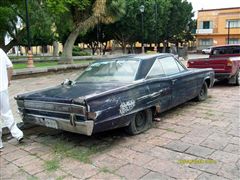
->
xmin=196 ymin=7 xmax=240 ymax=50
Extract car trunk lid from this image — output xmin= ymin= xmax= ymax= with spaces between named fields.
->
xmin=16 ymin=82 xmax=129 ymax=103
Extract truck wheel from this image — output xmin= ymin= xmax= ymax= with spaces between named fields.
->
xmin=125 ymin=109 xmax=152 ymax=135
xmin=235 ymin=71 xmax=240 ymax=86
xmin=197 ymin=82 xmax=208 ymax=101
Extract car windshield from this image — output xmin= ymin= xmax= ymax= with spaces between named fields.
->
xmin=76 ymin=60 xmax=140 ymax=82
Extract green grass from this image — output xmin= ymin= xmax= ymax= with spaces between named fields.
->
xmin=13 ymin=60 xmax=94 ymax=70
xmin=51 ymin=138 xmax=111 ymax=164
xmin=27 ymin=176 xmax=38 ymax=180
xmin=165 ymin=128 xmax=175 ymax=132
xmin=99 ymin=167 xmax=113 ymax=174
xmin=65 ymin=146 xmax=101 ymax=163
xmin=56 ymin=176 xmax=65 ymax=180
xmin=44 ymin=159 xmax=60 ymax=172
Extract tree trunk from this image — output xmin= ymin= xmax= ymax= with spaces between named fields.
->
xmin=103 ymin=42 xmax=107 ymax=55
xmin=162 ymin=41 xmax=168 ymax=53
xmin=60 ymin=27 xmax=81 ymax=64
xmin=1 ymin=39 xmax=18 ymax=53
xmin=130 ymin=43 xmax=135 ymax=54
xmin=53 ymin=41 xmax=59 ymax=57
xmin=123 ymin=44 xmax=127 ymax=54
xmin=92 ymin=47 xmax=95 ymax=55
xmin=0 ymin=37 xmax=5 ymax=49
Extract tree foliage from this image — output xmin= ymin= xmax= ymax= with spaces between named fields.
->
xmin=91 ymin=0 xmax=194 ymax=53
xmin=0 ymin=0 xmax=55 ymax=52
xmin=162 ymin=0 xmax=193 ymax=44
xmin=20 ymin=1 xmax=55 ymax=47
xmin=0 ymin=0 xmax=195 ymax=55
xmin=46 ymin=0 xmax=126 ymax=63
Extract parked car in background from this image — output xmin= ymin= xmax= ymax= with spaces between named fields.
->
xmin=188 ymin=45 xmax=240 ymax=85
xmin=202 ymin=47 xmax=212 ymax=54
xmin=16 ymin=54 xmax=214 ymax=136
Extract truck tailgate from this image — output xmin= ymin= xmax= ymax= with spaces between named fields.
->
xmin=188 ymin=58 xmax=229 ymax=73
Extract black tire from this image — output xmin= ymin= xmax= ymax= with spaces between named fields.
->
xmin=235 ymin=71 xmax=240 ymax=86
xmin=197 ymin=82 xmax=208 ymax=101
xmin=125 ymin=109 xmax=153 ymax=135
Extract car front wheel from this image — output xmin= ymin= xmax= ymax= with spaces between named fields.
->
xmin=197 ymin=82 xmax=208 ymax=101
xmin=125 ymin=109 xmax=152 ymax=135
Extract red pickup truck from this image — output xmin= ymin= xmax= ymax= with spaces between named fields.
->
xmin=187 ymin=45 xmax=240 ymax=86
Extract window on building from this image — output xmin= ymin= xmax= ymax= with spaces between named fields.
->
xmin=226 ymin=19 xmax=240 ymax=28
xmin=227 ymin=38 xmax=240 ymax=44
xmin=199 ymin=39 xmax=213 ymax=46
xmin=199 ymin=21 xmax=213 ymax=29
xmin=203 ymin=21 xmax=210 ymax=29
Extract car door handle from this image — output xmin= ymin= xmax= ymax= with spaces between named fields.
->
xmin=172 ymin=79 xmax=177 ymax=85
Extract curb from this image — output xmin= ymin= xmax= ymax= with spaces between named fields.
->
xmin=13 ymin=64 xmax=89 ymax=79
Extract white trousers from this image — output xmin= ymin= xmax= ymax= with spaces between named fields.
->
xmin=0 ymin=90 xmax=23 ymax=148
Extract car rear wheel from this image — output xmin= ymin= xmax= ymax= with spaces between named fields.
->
xmin=125 ymin=109 xmax=152 ymax=135
xmin=197 ymin=82 xmax=208 ymax=101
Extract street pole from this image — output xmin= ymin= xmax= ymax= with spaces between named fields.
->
xmin=96 ymin=18 xmax=100 ymax=55
xmin=139 ymin=5 xmax=145 ymax=54
xmin=25 ymin=0 xmax=34 ymax=67
xmin=154 ymin=0 xmax=158 ymax=52
xmin=227 ymin=21 xmax=230 ymax=44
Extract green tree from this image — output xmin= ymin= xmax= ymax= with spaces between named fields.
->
xmin=0 ymin=0 xmax=55 ymax=53
xmin=161 ymin=0 xmax=193 ymax=51
xmin=19 ymin=1 xmax=55 ymax=47
xmin=106 ymin=0 xmax=140 ymax=53
xmin=47 ymin=0 xmax=125 ymax=64
xmin=104 ymin=0 xmax=193 ymax=53
xmin=101 ymin=0 xmax=172 ymax=53
xmin=0 ymin=1 xmax=22 ymax=52
xmin=77 ymin=24 xmax=113 ymax=55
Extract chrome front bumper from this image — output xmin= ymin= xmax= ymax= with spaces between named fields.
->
xmin=23 ymin=114 xmax=94 ymax=136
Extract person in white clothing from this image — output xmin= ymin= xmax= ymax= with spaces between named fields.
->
xmin=0 ymin=48 xmax=23 ymax=150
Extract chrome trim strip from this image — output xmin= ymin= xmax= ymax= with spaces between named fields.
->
xmin=22 ymin=100 xmax=86 ymax=115
xmin=23 ymin=107 xmax=86 ymax=117
xmin=23 ymin=100 xmax=84 ymax=107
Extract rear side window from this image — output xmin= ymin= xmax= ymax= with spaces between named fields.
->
xmin=147 ymin=59 xmax=165 ymax=78
xmin=233 ymin=46 xmax=240 ymax=54
xmin=211 ymin=46 xmax=240 ymax=55
xmin=212 ymin=47 xmax=228 ymax=55
xmin=160 ymin=57 xmax=180 ymax=75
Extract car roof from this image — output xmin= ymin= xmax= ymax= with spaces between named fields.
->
xmin=211 ymin=44 xmax=240 ymax=49
xmin=103 ymin=53 xmax=173 ymax=61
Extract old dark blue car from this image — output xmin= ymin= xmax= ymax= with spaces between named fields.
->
xmin=16 ymin=54 xmax=214 ymax=135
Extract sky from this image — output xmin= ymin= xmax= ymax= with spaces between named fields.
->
xmin=187 ymin=0 xmax=240 ymax=18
